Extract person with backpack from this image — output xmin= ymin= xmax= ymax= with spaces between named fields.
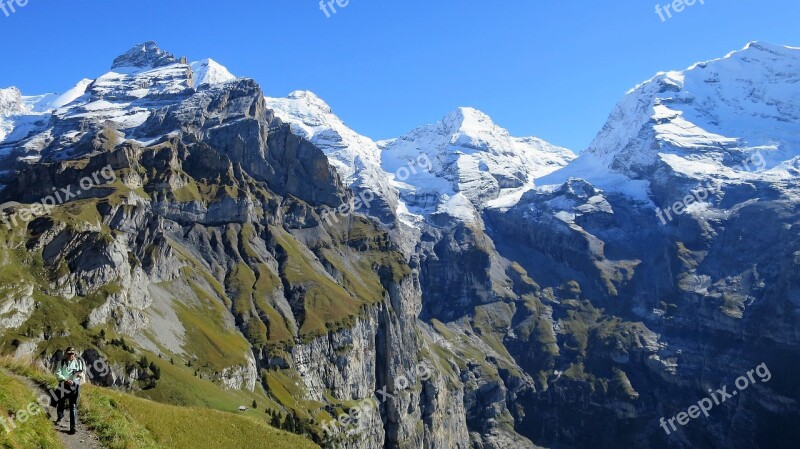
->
xmin=53 ymin=347 xmax=86 ymax=435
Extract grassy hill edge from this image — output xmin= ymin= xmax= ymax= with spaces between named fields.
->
xmin=0 ymin=358 xmax=319 ymax=449
xmin=0 ymin=369 xmax=65 ymax=449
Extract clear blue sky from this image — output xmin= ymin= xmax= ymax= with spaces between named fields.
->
xmin=1 ymin=0 xmax=798 ymax=151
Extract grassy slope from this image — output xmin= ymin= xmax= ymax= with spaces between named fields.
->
xmin=0 ymin=370 xmax=65 ymax=449
xmin=83 ymin=386 xmax=318 ymax=449
xmin=133 ymin=355 xmax=283 ymax=419
xmin=0 ymin=359 xmax=318 ymax=449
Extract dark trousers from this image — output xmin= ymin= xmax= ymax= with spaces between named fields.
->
xmin=56 ymin=382 xmax=79 ymax=431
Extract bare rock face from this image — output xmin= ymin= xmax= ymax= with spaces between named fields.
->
xmin=220 ymin=351 xmax=259 ymax=391
xmin=111 ymin=41 xmax=178 ymax=70
xmin=0 ymin=286 xmax=34 ymax=330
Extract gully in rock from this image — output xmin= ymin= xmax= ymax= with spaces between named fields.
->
xmin=320 ymin=362 xmax=434 ymax=439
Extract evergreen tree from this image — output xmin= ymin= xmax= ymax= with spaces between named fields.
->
xmin=282 ymin=414 xmax=295 ymax=432
xmin=149 ymin=362 xmax=161 ymax=380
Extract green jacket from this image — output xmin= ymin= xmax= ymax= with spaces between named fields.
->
xmin=55 ymin=358 xmax=85 ymax=384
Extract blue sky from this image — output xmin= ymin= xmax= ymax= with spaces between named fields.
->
xmin=1 ymin=0 xmax=798 ymax=151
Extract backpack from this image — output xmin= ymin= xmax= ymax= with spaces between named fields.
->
xmin=75 ymin=358 xmax=87 ymax=384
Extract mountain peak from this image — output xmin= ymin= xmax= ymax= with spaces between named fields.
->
xmin=111 ymin=41 xmax=178 ymax=70
xmin=190 ymin=58 xmax=236 ymax=86
xmin=0 ymin=87 xmax=23 ymax=115
xmin=575 ymin=41 xmax=800 ymax=197
xmin=286 ymin=90 xmax=332 ymax=113
xmin=741 ymin=40 xmax=800 ymax=55
xmin=442 ymin=107 xmax=496 ymax=133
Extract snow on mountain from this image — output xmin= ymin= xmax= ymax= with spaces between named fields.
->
xmin=1 ymin=77 xmax=102 ymax=149
xmin=0 ymin=87 xmax=27 ymax=142
xmin=0 ymin=87 xmax=26 ymax=116
xmin=191 ymin=58 xmax=236 ymax=86
xmin=540 ymin=41 xmax=800 ymax=205
xmin=0 ymin=43 xmax=243 ymax=160
xmin=263 ymin=90 xmax=401 ymax=226
xmin=27 ymin=79 xmax=94 ymax=113
xmin=382 ymin=107 xmax=575 ymax=219
xmin=0 ymin=86 xmax=65 ymax=147
xmin=44 ymin=59 xmax=193 ymax=143
xmin=264 ymin=94 xmax=574 ymax=227
xmin=264 ymin=91 xmax=383 ymax=187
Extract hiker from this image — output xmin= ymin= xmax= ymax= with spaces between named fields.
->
xmin=54 ymin=347 xmax=86 ymax=435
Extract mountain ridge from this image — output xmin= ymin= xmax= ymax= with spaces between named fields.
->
xmin=1 ymin=40 xmax=799 ymax=449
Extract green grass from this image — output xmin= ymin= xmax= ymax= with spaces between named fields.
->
xmin=610 ymin=368 xmax=639 ymax=400
xmin=168 ymin=272 xmax=251 ymax=372
xmin=0 ymin=358 xmax=318 ymax=449
xmin=96 ymin=388 xmax=318 ymax=449
xmin=429 ymin=320 xmax=502 ymax=381
xmin=261 ymin=370 xmax=329 ymax=440
xmin=81 ymin=387 xmax=166 ymax=449
xmin=134 ymin=356 xmax=275 ymax=417
xmin=172 ymin=298 xmax=250 ymax=369
xmin=252 ymin=266 xmax=293 ymax=344
xmin=272 ymin=228 xmax=366 ymax=337
xmin=271 ymin=222 xmax=412 ymax=340
xmin=519 ymin=295 xmax=560 ymax=357
xmin=472 ymin=303 xmax=517 ymax=360
xmin=0 ymin=369 xmax=65 ymax=449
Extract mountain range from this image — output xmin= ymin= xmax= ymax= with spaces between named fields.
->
xmin=1 ymin=40 xmax=798 ymax=449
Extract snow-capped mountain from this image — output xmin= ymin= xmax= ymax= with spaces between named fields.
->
xmin=264 ymin=90 xmax=382 ymax=184
xmin=7 ymin=41 xmax=573 ymax=230
xmin=381 ymin=106 xmax=575 ymax=220
xmin=0 ymin=42 xmax=241 ymax=163
xmin=541 ymin=41 xmax=800 ymax=203
xmin=264 ymin=94 xmax=574 ymax=226
xmin=1 ymin=42 xmax=529 ymax=448
xmin=0 ymin=85 xmax=89 ymax=154
xmin=0 ymin=87 xmax=26 ymax=142
xmin=590 ymin=41 xmax=799 ymax=174
xmin=191 ymin=58 xmax=237 ymax=86
xmin=263 ymin=90 xmax=402 ymax=225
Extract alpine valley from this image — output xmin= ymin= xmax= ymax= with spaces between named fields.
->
xmin=0 ymin=41 xmax=798 ymax=449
